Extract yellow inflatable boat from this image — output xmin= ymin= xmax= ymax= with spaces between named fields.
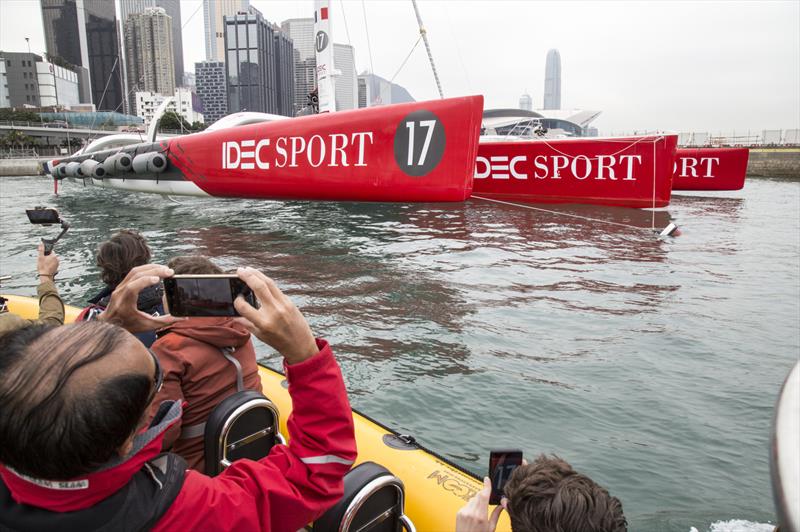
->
xmin=1 ymin=294 xmax=511 ymax=531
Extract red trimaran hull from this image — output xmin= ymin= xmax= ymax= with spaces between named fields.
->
xmin=473 ymin=135 xmax=679 ymax=208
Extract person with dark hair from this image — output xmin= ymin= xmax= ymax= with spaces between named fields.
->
xmin=149 ymin=255 xmax=263 ymax=472
xmin=0 ymin=243 xmax=64 ymax=337
xmin=0 ymin=264 xmax=357 ymax=531
xmin=456 ymin=454 xmax=627 ymax=532
xmin=80 ymin=229 xmax=163 ymax=347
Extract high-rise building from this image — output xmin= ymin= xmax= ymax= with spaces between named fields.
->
xmin=195 ymin=60 xmax=227 ymax=124
xmin=223 ymin=7 xmax=295 ymax=116
xmin=120 ymin=0 xmax=184 ymax=87
xmin=519 ymin=92 xmax=532 ymax=111
xmin=280 ymin=18 xmax=316 ymax=114
xmin=280 ymin=18 xmax=314 ymax=60
xmin=333 ymin=43 xmax=357 ymax=111
xmin=204 ymin=0 xmax=249 ymax=62
xmin=0 ymin=52 xmax=80 ymax=108
xmin=40 ymin=0 xmax=124 ymax=111
xmin=543 ymin=49 xmax=561 ymax=110
xmin=125 ymin=7 xmax=176 ymax=96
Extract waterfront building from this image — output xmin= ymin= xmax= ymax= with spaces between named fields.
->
xmin=357 ymin=72 xmax=415 ymax=107
xmin=195 ymin=61 xmax=227 ymax=124
xmin=223 ymin=7 xmax=295 ymax=116
xmin=0 ymin=61 xmax=9 ymax=107
xmin=40 ymin=0 xmax=124 ymax=111
xmin=334 ymin=43 xmax=357 ymax=111
xmin=0 ymin=52 xmax=79 ymax=108
xmin=280 ymin=18 xmax=315 ymax=114
xmin=204 ymin=0 xmax=249 ymax=62
xmin=120 ymin=0 xmax=184 ymax=86
xmin=134 ymin=87 xmax=203 ymax=125
xmin=543 ymin=49 xmax=561 ymax=110
xmin=519 ymin=92 xmax=532 ymax=111
xmin=124 ymin=7 xmax=176 ymax=96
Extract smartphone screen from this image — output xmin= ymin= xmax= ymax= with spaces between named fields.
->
xmin=163 ymin=275 xmax=257 ymax=317
xmin=26 ymin=208 xmax=60 ymax=224
xmin=489 ymin=449 xmax=523 ymax=504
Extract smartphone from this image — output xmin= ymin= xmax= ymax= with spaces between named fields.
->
xmin=489 ymin=449 xmax=523 ymax=505
xmin=26 ymin=207 xmax=61 ymax=225
xmin=163 ymin=274 xmax=257 ymax=317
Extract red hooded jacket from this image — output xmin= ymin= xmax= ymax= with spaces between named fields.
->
xmin=149 ymin=318 xmax=263 ymax=471
xmin=0 ymin=339 xmax=357 ymax=532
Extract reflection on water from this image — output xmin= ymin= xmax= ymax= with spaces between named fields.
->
xmin=1 ymin=176 xmax=798 ymax=532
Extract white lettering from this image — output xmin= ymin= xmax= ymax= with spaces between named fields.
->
xmin=619 ymin=155 xmax=642 ymax=181
xmin=255 ymin=139 xmax=270 ymax=170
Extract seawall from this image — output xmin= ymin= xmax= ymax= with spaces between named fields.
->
xmin=0 ymin=159 xmax=42 ymax=177
xmin=747 ymin=148 xmax=800 ymax=179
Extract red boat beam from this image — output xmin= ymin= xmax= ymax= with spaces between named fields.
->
xmin=473 ymin=135 xmax=678 ymax=209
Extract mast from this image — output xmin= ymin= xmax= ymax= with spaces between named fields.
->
xmin=410 ymin=0 xmax=444 ymax=99
xmin=314 ymin=0 xmax=336 ymax=113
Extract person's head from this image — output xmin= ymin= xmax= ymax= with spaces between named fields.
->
xmin=0 ymin=321 xmax=159 ymax=480
xmin=167 ymin=255 xmax=224 ymax=275
xmin=504 ymin=454 xmax=627 ymax=532
xmin=96 ymin=230 xmax=152 ymax=288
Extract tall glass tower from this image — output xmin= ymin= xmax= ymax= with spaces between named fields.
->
xmin=543 ymin=49 xmax=561 ymax=110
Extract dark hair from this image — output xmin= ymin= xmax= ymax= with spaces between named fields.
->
xmin=168 ymin=255 xmax=224 ymax=275
xmin=96 ymin=230 xmax=152 ymax=287
xmin=0 ymin=322 xmax=151 ymax=480
xmin=504 ymin=454 xmax=627 ymax=532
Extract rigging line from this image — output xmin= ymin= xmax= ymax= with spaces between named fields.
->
xmin=339 ymin=0 xmax=352 ymax=47
xmin=389 ymin=35 xmax=422 ymax=84
xmin=361 ymin=0 xmax=376 ymax=76
xmin=410 ymin=0 xmax=444 ymax=99
xmin=471 ymin=195 xmax=658 ymax=233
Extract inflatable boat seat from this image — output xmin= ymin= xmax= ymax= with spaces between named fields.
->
xmin=313 ymin=461 xmax=415 ymax=532
xmin=203 ymin=389 xmax=281 ymax=477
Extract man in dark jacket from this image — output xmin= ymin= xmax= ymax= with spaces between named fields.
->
xmin=0 ymin=264 xmax=357 ymax=531
xmin=150 ymin=255 xmax=263 ymax=472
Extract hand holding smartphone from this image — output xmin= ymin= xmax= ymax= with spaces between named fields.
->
xmin=163 ymin=274 xmax=258 ymax=317
xmin=489 ymin=449 xmax=523 ymax=505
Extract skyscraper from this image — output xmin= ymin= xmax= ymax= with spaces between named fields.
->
xmin=519 ymin=92 xmax=532 ymax=111
xmin=223 ymin=7 xmax=295 ymax=116
xmin=204 ymin=0 xmax=249 ymax=61
xmin=543 ymin=49 xmax=561 ymax=110
xmin=41 ymin=0 xmax=124 ymax=111
xmin=120 ymin=0 xmax=184 ymax=86
xmin=125 ymin=7 xmax=175 ymax=96
xmin=280 ymin=18 xmax=315 ymax=114
xmin=333 ymin=44 xmax=357 ymax=111
xmin=195 ymin=60 xmax=227 ymax=124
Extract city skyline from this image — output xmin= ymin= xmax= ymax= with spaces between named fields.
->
xmin=1 ymin=0 xmax=798 ymax=132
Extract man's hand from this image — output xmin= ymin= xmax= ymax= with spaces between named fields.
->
xmin=233 ymin=267 xmax=319 ymax=365
xmin=37 ymin=243 xmax=59 ymax=281
xmin=456 ymin=477 xmax=504 ymax=532
xmin=99 ymin=264 xmax=183 ymax=333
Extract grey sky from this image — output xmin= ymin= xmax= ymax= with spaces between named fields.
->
xmin=2 ymin=0 xmax=798 ymax=134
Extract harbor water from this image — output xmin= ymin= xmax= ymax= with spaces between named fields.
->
xmin=1 ymin=175 xmax=798 ymax=531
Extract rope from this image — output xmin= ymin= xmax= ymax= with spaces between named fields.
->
xmin=390 ymin=35 xmax=422 ymax=84
xmin=361 ymin=0 xmax=376 ymax=76
xmin=339 ymin=0 xmax=352 ymax=47
xmin=471 ymin=195 xmax=662 ymax=234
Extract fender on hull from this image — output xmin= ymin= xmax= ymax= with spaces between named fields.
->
xmin=673 ymin=147 xmax=748 ymax=191
xmin=473 ymin=135 xmax=678 ymax=209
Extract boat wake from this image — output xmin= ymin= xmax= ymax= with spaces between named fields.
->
xmin=690 ymin=519 xmax=775 ymax=532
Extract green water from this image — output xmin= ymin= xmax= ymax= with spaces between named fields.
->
xmin=1 ymin=175 xmax=798 ymax=531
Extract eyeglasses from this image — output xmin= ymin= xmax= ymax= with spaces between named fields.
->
xmin=146 ymin=348 xmax=163 ymax=405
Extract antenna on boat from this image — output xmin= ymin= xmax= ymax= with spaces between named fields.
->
xmin=410 ymin=0 xmax=444 ymax=99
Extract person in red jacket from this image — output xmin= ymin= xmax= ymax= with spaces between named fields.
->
xmin=0 ymin=264 xmax=357 ymax=531
xmin=150 ymin=255 xmax=263 ymax=472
